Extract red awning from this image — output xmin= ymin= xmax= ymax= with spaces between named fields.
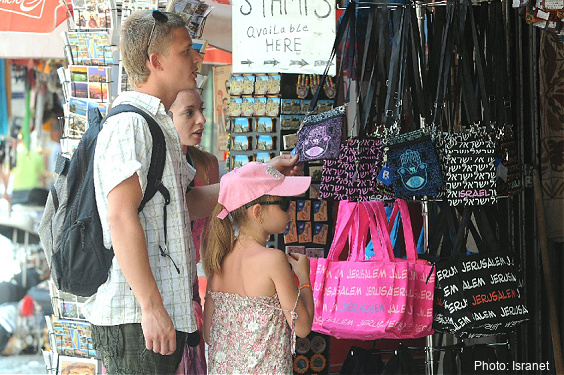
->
xmin=0 ymin=0 xmax=69 ymax=33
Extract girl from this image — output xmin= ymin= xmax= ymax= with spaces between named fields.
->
xmin=169 ymin=88 xmax=218 ymax=374
xmin=202 ymin=162 xmax=314 ymax=374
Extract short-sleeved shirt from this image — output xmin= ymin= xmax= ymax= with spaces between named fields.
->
xmin=82 ymin=91 xmax=197 ymax=334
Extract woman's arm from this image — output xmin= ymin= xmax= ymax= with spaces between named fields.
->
xmin=203 ymin=281 xmax=215 ymax=344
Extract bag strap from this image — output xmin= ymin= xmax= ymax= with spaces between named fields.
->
xmin=307 ymin=1 xmax=356 ymax=115
xmin=361 ymin=200 xmax=394 ymax=263
xmin=327 ymin=200 xmax=358 ymax=261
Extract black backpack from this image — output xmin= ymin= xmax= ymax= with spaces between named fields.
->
xmin=38 ymin=104 xmax=169 ymax=297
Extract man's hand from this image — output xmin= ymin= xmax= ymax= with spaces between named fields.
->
xmin=267 ymin=154 xmax=304 ymax=176
xmin=141 ymin=304 xmax=177 ymax=355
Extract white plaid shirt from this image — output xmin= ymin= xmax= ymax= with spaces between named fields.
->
xmin=83 ymin=91 xmax=197 ymax=333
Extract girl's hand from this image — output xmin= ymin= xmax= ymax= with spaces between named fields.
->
xmin=286 ymin=253 xmax=310 ymax=284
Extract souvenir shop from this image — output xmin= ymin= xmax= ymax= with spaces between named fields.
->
xmin=1 ymin=0 xmax=564 ymax=373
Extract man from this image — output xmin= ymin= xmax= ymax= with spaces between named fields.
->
xmin=83 ymin=10 xmax=301 ymax=374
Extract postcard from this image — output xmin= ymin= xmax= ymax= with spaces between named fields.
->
xmin=71 ymin=0 xmax=113 ymax=30
xmin=313 ymin=223 xmax=328 ymax=245
xmin=58 ymin=355 xmax=98 ymax=374
xmin=313 ymin=200 xmax=328 ymax=222
xmin=308 ymin=165 xmax=323 ymax=182
xmin=69 ymin=98 xmax=88 ymax=117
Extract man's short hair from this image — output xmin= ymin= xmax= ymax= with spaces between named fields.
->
xmin=120 ymin=10 xmax=186 ymax=88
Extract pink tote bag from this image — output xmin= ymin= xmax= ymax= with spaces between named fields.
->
xmin=374 ymin=199 xmax=436 ymax=338
xmin=320 ymin=202 xmax=409 ymax=340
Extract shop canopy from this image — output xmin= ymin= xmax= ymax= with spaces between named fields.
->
xmin=0 ymin=0 xmax=69 ymax=59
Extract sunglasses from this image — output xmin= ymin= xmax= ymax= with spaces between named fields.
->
xmin=245 ymin=197 xmax=291 ymax=212
xmin=146 ymin=10 xmax=168 ymax=60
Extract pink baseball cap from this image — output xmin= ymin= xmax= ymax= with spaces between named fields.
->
xmin=217 ymin=162 xmax=311 ymax=219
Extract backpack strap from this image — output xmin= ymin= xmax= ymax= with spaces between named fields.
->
xmin=101 ymin=104 xmax=170 ymax=213
xmin=101 ymin=104 xmax=179 ymax=273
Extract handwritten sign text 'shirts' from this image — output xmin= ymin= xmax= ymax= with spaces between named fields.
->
xmin=232 ymin=0 xmax=336 ymax=74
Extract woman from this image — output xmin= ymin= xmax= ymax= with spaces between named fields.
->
xmin=169 ymin=88 xmax=219 ymax=375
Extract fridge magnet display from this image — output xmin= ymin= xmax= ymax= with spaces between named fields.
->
xmin=313 ymin=200 xmax=328 ymax=222
xmin=66 ymin=114 xmax=87 ymax=138
xmin=312 ymin=223 xmax=328 ymax=245
xmin=233 ymin=154 xmax=251 ymax=168
xmin=254 ymin=74 xmax=269 ymax=95
xmin=229 ymin=74 xmax=244 ymax=96
xmin=282 ymin=133 xmax=298 ymax=150
xmin=229 ymin=97 xmax=243 ymax=117
xmin=306 ymin=247 xmax=325 ymax=258
xmin=296 ymin=200 xmax=311 ymax=220
xmin=255 ymin=152 xmax=273 ymax=163
xmin=285 ymin=245 xmax=305 ymax=255
xmin=256 ymin=117 xmax=274 ymax=132
xmin=253 ymin=97 xmax=267 ymax=116
xmin=232 ymin=135 xmax=251 ymax=150
xmin=265 ymin=96 xmax=280 ymax=117
xmin=242 ymin=74 xmax=256 ymax=95
xmin=256 ymin=135 xmax=275 ymax=150
xmin=308 ymin=165 xmax=324 ymax=183
xmin=281 ymin=99 xmax=302 ymax=114
xmin=298 ymin=222 xmax=312 ymax=243
xmin=284 ymin=221 xmax=298 ymax=243
xmin=323 ymin=76 xmax=336 ymax=99
xmin=280 ymin=115 xmax=302 ymax=130
xmin=232 ymin=117 xmax=251 ymax=132
xmin=241 ymin=96 xmax=255 ymax=117
xmin=267 ymin=73 xmax=281 ymax=95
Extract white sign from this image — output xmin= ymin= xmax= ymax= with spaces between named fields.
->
xmin=232 ymin=0 xmax=336 ymax=75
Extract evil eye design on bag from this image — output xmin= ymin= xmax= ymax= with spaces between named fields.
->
xmin=397 ymin=149 xmax=428 ymax=191
xmin=304 ymin=126 xmax=331 ymax=158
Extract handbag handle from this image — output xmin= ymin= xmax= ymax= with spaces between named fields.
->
xmin=390 ymin=199 xmax=418 ymax=263
xmin=362 ymin=200 xmax=396 ymax=263
xmin=327 ymin=200 xmax=358 ymax=261
xmin=306 ymin=0 xmax=356 ymax=117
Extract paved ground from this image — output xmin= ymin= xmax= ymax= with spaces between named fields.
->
xmin=0 ymin=352 xmax=47 ymax=374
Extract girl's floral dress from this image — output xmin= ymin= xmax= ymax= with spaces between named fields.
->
xmin=208 ymin=292 xmax=298 ymax=374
